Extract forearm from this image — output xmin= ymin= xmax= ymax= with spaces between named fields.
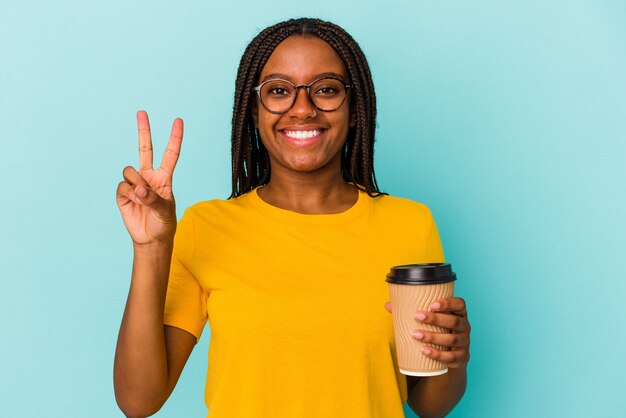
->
xmin=407 ymin=366 xmax=467 ymax=418
xmin=114 ymin=241 xmax=174 ymax=416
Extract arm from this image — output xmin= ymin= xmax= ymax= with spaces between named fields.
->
xmin=114 ymin=111 xmax=195 ymax=417
xmin=113 ymin=242 xmax=197 ymax=417
xmin=406 ymin=367 xmax=467 ymax=418
xmin=385 ymin=297 xmax=470 ymax=417
xmin=406 ymin=297 xmax=470 ymax=417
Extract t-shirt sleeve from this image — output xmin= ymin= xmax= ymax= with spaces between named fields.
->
xmin=163 ymin=206 xmax=207 ymax=342
xmin=423 ymin=207 xmax=446 ymax=263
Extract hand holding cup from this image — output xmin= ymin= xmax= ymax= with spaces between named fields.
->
xmin=385 ymin=263 xmax=470 ymax=375
xmin=412 ymin=297 xmax=471 ymax=369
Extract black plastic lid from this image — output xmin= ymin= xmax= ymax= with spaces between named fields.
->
xmin=386 ymin=263 xmax=457 ymax=285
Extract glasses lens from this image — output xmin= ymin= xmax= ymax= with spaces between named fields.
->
xmin=310 ymin=78 xmax=347 ymax=111
xmin=258 ymin=78 xmax=348 ymax=113
xmin=260 ymin=80 xmax=296 ymax=113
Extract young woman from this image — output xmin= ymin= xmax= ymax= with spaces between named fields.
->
xmin=114 ymin=18 xmax=471 ymax=418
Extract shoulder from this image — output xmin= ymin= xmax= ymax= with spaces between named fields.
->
xmin=182 ymin=193 xmax=253 ymax=219
xmin=370 ymin=193 xmax=434 ymax=221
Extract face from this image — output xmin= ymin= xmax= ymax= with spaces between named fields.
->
xmin=252 ymin=36 xmax=355 ymax=176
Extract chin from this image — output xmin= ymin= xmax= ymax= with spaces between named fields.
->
xmin=287 ymin=161 xmax=325 ymax=172
xmin=279 ymin=156 xmax=328 ymax=173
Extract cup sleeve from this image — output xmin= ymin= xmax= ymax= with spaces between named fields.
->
xmin=163 ymin=207 xmax=208 ymax=342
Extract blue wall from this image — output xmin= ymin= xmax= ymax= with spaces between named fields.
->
xmin=1 ymin=1 xmax=624 ymax=416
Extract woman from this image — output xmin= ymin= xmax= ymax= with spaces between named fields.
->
xmin=114 ymin=18 xmax=471 ymax=418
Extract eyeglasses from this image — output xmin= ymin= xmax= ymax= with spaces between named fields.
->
xmin=253 ymin=76 xmax=352 ymax=114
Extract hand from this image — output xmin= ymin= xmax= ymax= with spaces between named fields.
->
xmin=116 ymin=110 xmax=184 ymax=246
xmin=384 ymin=297 xmax=471 ymax=369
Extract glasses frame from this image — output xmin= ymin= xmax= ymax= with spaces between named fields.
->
xmin=252 ymin=76 xmax=352 ymax=114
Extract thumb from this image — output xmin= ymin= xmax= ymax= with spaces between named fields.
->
xmin=384 ymin=301 xmax=392 ymax=313
xmin=135 ymin=185 xmax=171 ymax=215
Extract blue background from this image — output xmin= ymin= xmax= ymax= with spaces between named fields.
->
xmin=1 ymin=1 xmax=625 ymax=417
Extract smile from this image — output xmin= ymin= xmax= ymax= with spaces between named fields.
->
xmin=282 ymin=129 xmax=323 ymax=139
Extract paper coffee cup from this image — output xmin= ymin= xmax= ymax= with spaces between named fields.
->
xmin=386 ymin=263 xmax=456 ymax=376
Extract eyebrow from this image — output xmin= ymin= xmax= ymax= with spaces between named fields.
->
xmin=260 ymin=72 xmax=347 ymax=83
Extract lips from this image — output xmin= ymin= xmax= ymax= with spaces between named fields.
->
xmin=279 ymin=127 xmax=327 ymax=148
xmin=283 ymin=129 xmax=322 ymax=139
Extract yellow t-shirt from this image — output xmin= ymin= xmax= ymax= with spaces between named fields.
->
xmin=164 ymin=187 xmax=445 ymax=418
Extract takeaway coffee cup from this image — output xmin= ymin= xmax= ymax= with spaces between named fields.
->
xmin=386 ymin=263 xmax=456 ymax=376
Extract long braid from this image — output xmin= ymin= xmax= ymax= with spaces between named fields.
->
xmin=229 ymin=18 xmax=384 ymax=198
xmin=315 ymin=22 xmax=378 ymax=194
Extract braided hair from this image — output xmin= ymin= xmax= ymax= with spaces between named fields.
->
xmin=229 ymin=17 xmax=383 ymax=198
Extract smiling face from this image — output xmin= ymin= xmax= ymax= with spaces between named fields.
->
xmin=252 ymin=35 xmax=354 ymax=178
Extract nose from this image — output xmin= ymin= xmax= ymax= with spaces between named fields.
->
xmin=289 ymin=86 xmax=317 ymax=119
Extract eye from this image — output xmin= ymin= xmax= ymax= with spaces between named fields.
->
xmin=263 ymin=81 xmax=294 ymax=97
xmin=312 ymin=79 xmax=344 ymax=96
xmin=268 ymin=87 xmax=290 ymax=95
xmin=315 ymin=86 xmax=338 ymax=95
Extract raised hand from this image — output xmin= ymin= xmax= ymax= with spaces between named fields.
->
xmin=116 ymin=110 xmax=184 ymax=246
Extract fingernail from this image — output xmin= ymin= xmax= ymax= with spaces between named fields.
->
xmin=415 ymin=312 xmax=426 ymax=321
xmin=412 ymin=331 xmax=424 ymax=340
xmin=137 ymin=187 xmax=147 ymax=198
xmin=430 ymin=301 xmax=441 ymax=310
xmin=421 ymin=347 xmax=431 ymax=355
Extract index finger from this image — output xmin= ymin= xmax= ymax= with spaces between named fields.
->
xmin=430 ymin=297 xmax=467 ymax=316
xmin=159 ymin=117 xmax=184 ymax=175
xmin=137 ymin=110 xmax=153 ymax=170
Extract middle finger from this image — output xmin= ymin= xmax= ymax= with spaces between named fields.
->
xmin=412 ymin=329 xmax=469 ymax=348
xmin=415 ymin=311 xmax=469 ymax=332
xmin=159 ymin=118 xmax=183 ymax=176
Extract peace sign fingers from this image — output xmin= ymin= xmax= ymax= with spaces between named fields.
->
xmin=137 ymin=110 xmax=153 ymax=171
xmin=159 ymin=117 xmax=184 ymax=176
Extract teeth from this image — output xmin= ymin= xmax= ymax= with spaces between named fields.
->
xmin=284 ymin=129 xmax=321 ymax=139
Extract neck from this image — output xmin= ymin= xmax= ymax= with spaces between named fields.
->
xmin=257 ymin=163 xmax=358 ymax=214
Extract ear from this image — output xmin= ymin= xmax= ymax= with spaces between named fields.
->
xmin=349 ymin=107 xmax=356 ymax=128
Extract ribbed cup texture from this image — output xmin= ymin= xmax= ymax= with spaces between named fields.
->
xmin=389 ymin=282 xmax=455 ymax=375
